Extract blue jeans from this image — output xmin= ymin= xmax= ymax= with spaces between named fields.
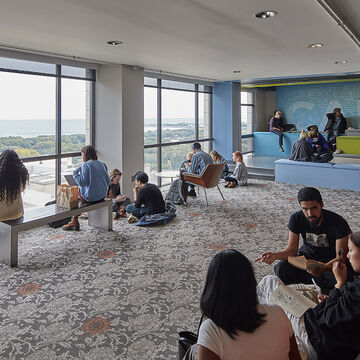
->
xmin=125 ymin=204 xmax=150 ymax=218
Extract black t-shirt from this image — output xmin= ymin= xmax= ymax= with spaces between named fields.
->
xmin=288 ymin=209 xmax=351 ymax=263
xmin=108 ymin=183 xmax=121 ymax=197
xmin=135 ymin=183 xmax=165 ymax=214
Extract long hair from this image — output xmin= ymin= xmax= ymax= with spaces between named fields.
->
xmin=350 ymin=232 xmax=360 ymax=249
xmin=0 ymin=150 xmax=29 ymax=204
xmin=210 ymin=150 xmax=222 ymax=163
xmin=81 ymin=145 xmax=98 ymax=162
xmin=200 ymin=250 xmax=266 ymax=339
xmin=110 ymin=168 xmax=122 ymax=181
xmin=299 ymin=130 xmax=307 ymax=140
xmin=233 ymin=151 xmax=243 ymax=162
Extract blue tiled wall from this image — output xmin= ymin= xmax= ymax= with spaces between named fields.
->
xmin=276 ymin=81 xmax=360 ymax=131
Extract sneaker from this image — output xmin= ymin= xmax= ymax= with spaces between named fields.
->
xmin=112 ymin=212 xmax=118 ymax=219
xmin=280 ymin=146 xmax=284 ymax=152
xmin=127 ymin=214 xmax=138 ymax=223
xmin=188 ymin=189 xmax=197 ymax=197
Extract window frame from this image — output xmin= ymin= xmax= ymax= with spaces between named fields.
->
xmin=0 ymin=59 xmax=95 ymax=194
xmin=144 ymin=78 xmax=213 ymax=186
xmin=240 ymin=91 xmax=255 ymax=154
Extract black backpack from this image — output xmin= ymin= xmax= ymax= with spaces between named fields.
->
xmin=45 ymin=200 xmax=71 ymax=228
xmin=165 ymin=179 xmax=187 ymax=205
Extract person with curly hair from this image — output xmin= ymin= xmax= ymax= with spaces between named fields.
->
xmin=0 ymin=149 xmax=29 ymax=221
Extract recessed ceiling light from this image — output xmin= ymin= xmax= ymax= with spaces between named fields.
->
xmin=233 ymin=70 xmax=241 ymax=73
xmin=107 ymin=40 xmax=123 ymax=45
xmin=255 ymin=11 xmax=277 ymax=19
xmin=334 ymin=60 xmax=347 ymax=64
xmin=307 ymin=43 xmax=324 ymax=48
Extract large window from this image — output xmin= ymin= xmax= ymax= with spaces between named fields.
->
xmin=240 ymin=91 xmax=254 ymax=154
xmin=0 ymin=58 xmax=95 ymax=207
xmin=144 ymin=78 xmax=212 ymax=185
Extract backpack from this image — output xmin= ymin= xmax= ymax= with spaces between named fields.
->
xmin=165 ymin=179 xmax=187 ymax=205
xmin=45 ymin=200 xmax=71 ymax=228
xmin=312 ymin=150 xmax=333 ymax=163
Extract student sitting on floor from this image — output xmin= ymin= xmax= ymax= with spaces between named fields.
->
xmin=210 ymin=150 xmax=229 ymax=178
xmin=224 ymin=151 xmax=248 ymax=188
xmin=125 ymin=171 xmax=165 ymax=219
xmin=108 ymin=168 xmax=130 ymax=218
xmin=254 ymin=187 xmax=352 ymax=293
xmin=188 ymin=249 xmax=301 ymax=360
xmin=257 ymin=231 xmax=360 ymax=360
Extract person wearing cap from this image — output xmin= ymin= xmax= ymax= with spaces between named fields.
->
xmin=182 ymin=142 xmax=213 ymax=197
xmin=324 ymin=108 xmax=347 ymax=143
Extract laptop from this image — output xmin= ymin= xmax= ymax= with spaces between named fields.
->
xmin=64 ymin=175 xmax=78 ymax=186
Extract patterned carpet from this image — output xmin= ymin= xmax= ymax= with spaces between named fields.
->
xmin=0 ymin=180 xmax=359 ymax=359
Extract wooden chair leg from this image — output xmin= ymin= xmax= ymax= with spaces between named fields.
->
xmin=217 ymin=185 xmax=225 ymax=200
xmin=204 ymin=188 xmax=208 ymax=206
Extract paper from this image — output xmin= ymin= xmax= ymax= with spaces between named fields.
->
xmin=270 ymin=285 xmax=317 ymax=318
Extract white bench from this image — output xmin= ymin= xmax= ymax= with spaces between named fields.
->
xmin=0 ymin=200 xmax=112 ymax=267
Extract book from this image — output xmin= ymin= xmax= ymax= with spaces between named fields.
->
xmin=270 ymin=285 xmax=317 ymax=318
xmin=288 ymin=255 xmax=331 ymax=276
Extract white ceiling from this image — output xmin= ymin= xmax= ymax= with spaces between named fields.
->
xmin=0 ymin=0 xmax=359 ymax=81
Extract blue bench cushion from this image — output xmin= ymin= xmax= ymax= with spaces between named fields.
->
xmin=274 ymin=159 xmax=360 ymax=191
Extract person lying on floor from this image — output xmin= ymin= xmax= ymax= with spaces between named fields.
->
xmin=254 ymin=187 xmax=352 ymax=293
xmin=224 ymin=151 xmax=248 ymax=188
xmin=108 ymin=168 xmax=130 ymax=218
xmin=257 ymin=231 xmax=360 ymax=360
xmin=125 ymin=171 xmax=165 ymax=219
xmin=63 ymin=145 xmax=110 ymax=231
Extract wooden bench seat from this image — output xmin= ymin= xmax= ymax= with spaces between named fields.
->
xmin=0 ymin=200 xmax=112 ymax=267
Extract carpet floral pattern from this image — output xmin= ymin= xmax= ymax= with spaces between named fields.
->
xmin=0 ymin=180 xmax=359 ymax=359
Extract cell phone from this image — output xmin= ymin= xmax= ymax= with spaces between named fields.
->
xmin=338 ymin=248 xmax=344 ymax=267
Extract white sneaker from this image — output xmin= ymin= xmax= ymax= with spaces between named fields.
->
xmin=112 ymin=212 xmax=117 ymax=219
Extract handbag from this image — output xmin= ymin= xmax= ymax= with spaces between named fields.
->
xmin=56 ymin=184 xmax=78 ymax=209
xmin=178 ymin=314 xmax=204 ymax=360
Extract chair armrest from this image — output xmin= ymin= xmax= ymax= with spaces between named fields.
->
xmin=183 ymin=173 xmax=201 ymax=179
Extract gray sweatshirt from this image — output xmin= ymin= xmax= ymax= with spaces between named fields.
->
xmin=232 ymin=162 xmax=248 ymax=185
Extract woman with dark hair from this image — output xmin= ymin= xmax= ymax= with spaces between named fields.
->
xmin=196 ymin=249 xmax=301 ymax=360
xmin=63 ymin=145 xmax=110 ymax=230
xmin=0 ymin=149 xmax=29 ymax=221
xmin=258 ymin=231 xmax=360 ymax=360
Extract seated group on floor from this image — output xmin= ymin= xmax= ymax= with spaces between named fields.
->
xmin=185 ymin=186 xmax=359 ymax=360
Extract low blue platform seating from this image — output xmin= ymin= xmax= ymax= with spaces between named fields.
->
xmin=274 ymin=159 xmax=360 ymax=191
xmin=254 ymin=132 xmax=301 ymax=157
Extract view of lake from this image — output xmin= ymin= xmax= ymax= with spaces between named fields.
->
xmin=0 ymin=118 xmax=195 ymax=138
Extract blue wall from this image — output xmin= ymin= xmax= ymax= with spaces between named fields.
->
xmin=212 ymin=82 xmax=233 ymax=160
xmin=276 ymin=81 xmax=360 ymax=131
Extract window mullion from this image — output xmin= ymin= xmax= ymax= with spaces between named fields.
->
xmin=55 ymin=65 xmax=61 ymax=188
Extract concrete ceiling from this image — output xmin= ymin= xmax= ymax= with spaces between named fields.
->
xmin=0 ymin=0 xmax=359 ymax=81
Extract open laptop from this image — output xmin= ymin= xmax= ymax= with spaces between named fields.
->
xmin=64 ymin=175 xmax=78 ymax=186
